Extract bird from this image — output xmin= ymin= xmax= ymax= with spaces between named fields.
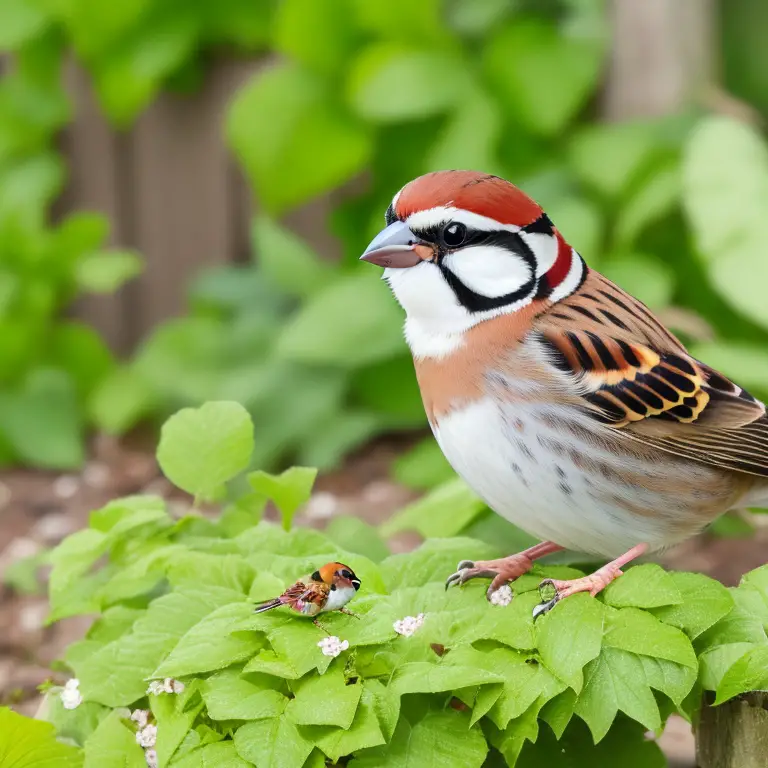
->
xmin=253 ymin=562 xmax=361 ymax=630
xmin=359 ymin=169 xmax=768 ymax=616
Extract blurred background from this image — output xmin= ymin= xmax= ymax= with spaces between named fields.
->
xmin=1 ymin=0 xmax=768 ymax=758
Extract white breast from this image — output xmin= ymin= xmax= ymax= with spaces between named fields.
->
xmin=432 ymin=398 xmax=720 ymax=558
xmin=322 ymin=586 xmax=357 ymax=612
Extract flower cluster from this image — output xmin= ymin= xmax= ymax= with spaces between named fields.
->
xmin=393 ymin=613 xmax=426 ymax=637
xmin=131 ymin=710 xmax=158 ymax=767
xmin=60 ymin=678 xmax=82 ymax=710
xmin=317 ymin=635 xmax=350 ymax=657
xmin=146 ymin=677 xmax=185 ymax=695
xmin=489 ymin=584 xmax=514 ymax=607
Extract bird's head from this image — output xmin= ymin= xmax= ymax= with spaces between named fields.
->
xmin=311 ymin=562 xmax=361 ymax=592
xmin=360 ymin=170 xmax=585 ymax=356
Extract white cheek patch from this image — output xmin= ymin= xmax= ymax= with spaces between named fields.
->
xmin=519 ymin=231 xmax=558 ymax=277
xmin=443 ymin=245 xmax=532 ymax=299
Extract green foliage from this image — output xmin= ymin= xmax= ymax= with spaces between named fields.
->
xmin=0 ymin=707 xmax=82 ymax=767
xmin=22 ymin=405 xmax=768 ymax=767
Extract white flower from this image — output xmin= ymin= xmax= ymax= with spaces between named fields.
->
xmin=60 ymin=678 xmax=82 ymax=710
xmin=393 ymin=613 xmax=426 ymax=637
xmin=489 ymin=584 xmax=514 ymax=607
xmin=147 ymin=678 xmax=184 ymax=695
xmin=317 ymin=635 xmax=350 ymax=657
xmin=144 ymin=749 xmax=158 ymax=768
xmin=130 ymin=710 xmax=150 ymax=728
xmin=136 ymin=724 xmax=157 ymax=748
xmin=53 ymin=475 xmax=79 ymax=500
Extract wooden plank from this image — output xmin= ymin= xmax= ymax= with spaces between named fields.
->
xmin=697 ymin=692 xmax=768 ymax=768
xmin=603 ymin=0 xmax=716 ymax=119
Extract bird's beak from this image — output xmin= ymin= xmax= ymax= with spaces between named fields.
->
xmin=359 ymin=221 xmax=427 ymax=269
xmin=351 ymin=578 xmax=361 ymax=591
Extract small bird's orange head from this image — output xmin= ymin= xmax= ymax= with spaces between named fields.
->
xmin=359 ymin=171 xmax=586 ymax=347
xmin=311 ymin=562 xmax=361 ymax=591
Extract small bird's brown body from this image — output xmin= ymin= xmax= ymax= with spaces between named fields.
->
xmin=359 ymin=170 xmax=768 ymax=608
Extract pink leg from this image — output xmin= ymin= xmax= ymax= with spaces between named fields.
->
xmin=445 ymin=541 xmax=565 ymax=598
xmin=533 ymin=543 xmax=649 ymax=619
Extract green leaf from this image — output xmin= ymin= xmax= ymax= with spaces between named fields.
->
xmin=391 ymin=660 xmax=502 ymax=696
xmin=84 ymin=710 xmax=144 ymax=768
xmin=49 ymin=322 xmax=115 ymax=402
xmin=574 ymin=648 xmax=661 ymax=742
xmin=546 ymin=196 xmax=603 ymax=262
xmin=537 ymin=593 xmax=603 ymax=692
xmin=381 ymin=478 xmax=485 ymax=538
xmin=0 ymin=707 xmax=82 ymax=767
xmin=348 ymin=44 xmax=468 ymax=122
xmin=251 ymin=216 xmax=331 ymax=298
xmin=288 ymin=662 xmax=363 ymax=728
xmin=687 ymin=342 xmax=768 ymax=396
xmin=76 ymin=249 xmax=143 ymax=293
xmin=650 ymin=571 xmax=734 ymax=639
xmin=89 ymin=365 xmax=155 ymax=435
xmin=539 ymin=689 xmax=577 ymax=739
xmin=715 ymin=645 xmax=768 ymax=704
xmin=248 ymin=467 xmax=317 ymax=531
xmin=392 ymin=437 xmax=455 ymax=491
xmin=277 ymin=272 xmax=405 ymax=368
xmin=603 ymin=607 xmax=697 ymax=668
xmin=202 ymin=669 xmax=287 ymax=721
xmin=0 ymin=368 xmax=84 ymax=469
xmin=171 ymin=742 xmax=251 ymax=768
xmin=227 ymin=62 xmax=371 ymax=214
xmin=602 ymin=564 xmax=683 ymax=609
xmin=151 ymin=683 xmax=205 ymax=768
xmin=152 ymin=601 xmax=260 ymax=678
xmin=157 ymin=402 xmax=254 ymax=501
xmin=72 ymin=586 xmax=246 ymax=706
xmin=234 ymin=717 xmax=315 ymax=768
xmin=324 ymin=516 xmax=391 ymax=563
xmin=0 ymin=0 xmax=50 ymax=48
xmin=699 ymin=643 xmax=756 ymax=693
xmin=485 ymin=19 xmax=604 ymax=137
xmin=350 ymin=709 xmax=487 ymax=768
xmin=683 ymin=115 xmax=768 ymax=329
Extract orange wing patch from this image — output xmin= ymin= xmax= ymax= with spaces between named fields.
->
xmin=541 ymin=329 xmax=709 ymax=428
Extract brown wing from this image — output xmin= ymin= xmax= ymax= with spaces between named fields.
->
xmin=537 ymin=270 xmax=768 ymax=477
xmin=280 ymin=580 xmax=328 ymax=607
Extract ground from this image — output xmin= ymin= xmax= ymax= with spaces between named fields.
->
xmin=1 ymin=433 xmax=767 ymax=766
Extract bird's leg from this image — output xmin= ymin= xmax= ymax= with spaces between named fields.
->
xmin=339 ymin=607 xmax=361 ymax=619
xmin=445 ymin=541 xmax=565 ymax=599
xmin=313 ymin=618 xmax=331 ymax=635
xmin=533 ymin=542 xmax=649 ymax=619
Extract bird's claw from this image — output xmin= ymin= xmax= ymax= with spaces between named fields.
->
xmin=445 ymin=561 xmax=499 ymax=591
xmin=532 ymin=578 xmax=560 ymax=620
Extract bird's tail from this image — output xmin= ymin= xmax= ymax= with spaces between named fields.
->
xmin=253 ymin=598 xmax=283 ymax=614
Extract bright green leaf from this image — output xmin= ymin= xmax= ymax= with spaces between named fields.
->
xmin=76 ymin=249 xmax=143 ymax=293
xmin=202 ymin=669 xmax=287 ymax=721
xmin=234 ymin=716 xmax=315 ymax=768
xmin=602 ymin=563 xmax=683 ymax=609
xmin=715 ymin=645 xmax=768 ymax=704
xmin=0 ymin=707 xmax=82 ymax=767
xmin=83 ymin=710 xmax=144 ymax=768
xmin=248 ymin=467 xmax=317 ymax=530
xmin=288 ymin=662 xmax=363 ymax=728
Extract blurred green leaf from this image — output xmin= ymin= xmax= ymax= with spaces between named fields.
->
xmin=547 ymin=196 xmax=603 ymax=261
xmin=157 ymin=401 xmax=255 ymax=500
xmin=0 ymin=0 xmax=51 ymax=49
xmin=249 ymin=466 xmax=317 ymax=530
xmin=325 ymin=516 xmax=391 ymax=563
xmin=683 ymin=115 xmax=768 ymax=330
xmin=600 ymin=254 xmax=674 ymax=309
xmin=88 ymin=365 xmax=155 ymax=435
xmin=350 ymin=356 xmax=425 ymax=428
xmin=297 ymin=410 xmax=381 ymax=471
xmin=75 ymin=248 xmax=143 ymax=293
xmin=392 ymin=437 xmax=455 ymax=491
xmin=251 ymin=215 xmax=331 ymax=298
xmin=688 ymin=341 xmax=768 ymax=394
xmin=445 ymin=0 xmax=511 ymax=36
xmin=485 ymin=18 xmax=605 ymax=137
xmin=350 ymin=0 xmax=443 ymax=42
xmin=49 ymin=321 xmax=114 ymax=401
xmin=228 ymin=62 xmax=371 ymax=214
xmin=348 ymin=44 xmax=469 ymax=123
xmin=0 ymin=368 xmax=84 ymax=468
xmin=277 ymin=272 xmax=405 ymax=368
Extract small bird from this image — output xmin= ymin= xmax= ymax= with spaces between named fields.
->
xmin=360 ymin=170 xmax=768 ymax=615
xmin=254 ymin=562 xmax=361 ymax=630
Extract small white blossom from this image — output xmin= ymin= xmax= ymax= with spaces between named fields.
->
xmin=130 ymin=709 xmax=150 ymax=728
xmin=317 ymin=635 xmax=350 ymax=657
xmin=147 ymin=678 xmax=184 ymax=695
xmin=393 ymin=613 xmax=426 ymax=637
xmin=60 ymin=678 xmax=82 ymax=710
xmin=136 ymin=724 xmax=157 ymax=748
xmin=146 ymin=680 xmax=165 ymax=696
xmin=489 ymin=584 xmax=514 ymax=607
xmin=144 ymin=749 xmax=158 ymax=768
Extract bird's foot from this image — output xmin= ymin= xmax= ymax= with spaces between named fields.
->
xmin=313 ymin=618 xmax=331 ymax=635
xmin=445 ymin=554 xmax=534 ymax=600
xmin=339 ymin=608 xmax=361 ymax=619
xmin=532 ymin=542 xmax=649 ymax=619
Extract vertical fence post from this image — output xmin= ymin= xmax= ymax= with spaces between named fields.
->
xmin=696 ymin=692 xmax=768 ymax=767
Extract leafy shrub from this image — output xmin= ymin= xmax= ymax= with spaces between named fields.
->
xmin=8 ymin=402 xmax=764 ymax=767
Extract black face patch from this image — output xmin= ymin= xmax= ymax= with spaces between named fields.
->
xmin=311 ymin=570 xmax=322 ymax=582
xmin=385 ymin=203 xmax=396 ymax=225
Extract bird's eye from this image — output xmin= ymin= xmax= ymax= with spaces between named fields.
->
xmin=341 ymin=569 xmax=353 ymax=580
xmin=441 ymin=222 xmax=467 ymax=248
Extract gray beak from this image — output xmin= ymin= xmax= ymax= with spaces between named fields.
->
xmin=359 ymin=220 xmax=425 ymax=269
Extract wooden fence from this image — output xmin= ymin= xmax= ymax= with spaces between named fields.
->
xmin=51 ymin=0 xmax=714 ymax=355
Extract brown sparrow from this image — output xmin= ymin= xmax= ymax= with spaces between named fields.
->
xmin=254 ymin=561 xmax=361 ymax=629
xmin=360 ymin=170 xmax=768 ymax=614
